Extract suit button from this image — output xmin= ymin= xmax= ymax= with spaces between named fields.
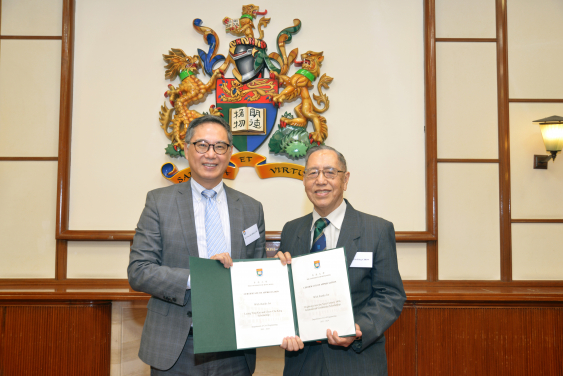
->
xmin=172 ymin=298 xmax=177 ymax=302
xmin=187 ymin=311 xmax=192 ymax=317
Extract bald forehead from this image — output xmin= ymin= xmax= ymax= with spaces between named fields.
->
xmin=306 ymin=150 xmax=344 ymax=170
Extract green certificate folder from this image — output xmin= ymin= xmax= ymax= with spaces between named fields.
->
xmin=190 ymin=247 xmax=355 ymax=354
xmin=190 ymin=256 xmax=238 ymax=354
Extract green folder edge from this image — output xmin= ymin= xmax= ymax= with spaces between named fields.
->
xmin=190 ymin=247 xmax=355 ymax=354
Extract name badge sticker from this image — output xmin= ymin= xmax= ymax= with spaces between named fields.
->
xmin=350 ymin=252 xmax=373 ymax=268
xmin=242 ymin=224 xmax=260 ymax=246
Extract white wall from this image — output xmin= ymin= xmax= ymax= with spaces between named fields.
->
xmin=436 ymin=42 xmax=498 ymax=159
xmin=436 ymin=0 xmax=496 ymax=38
xmin=68 ymin=0 xmax=426 ymax=233
xmin=0 ymin=162 xmax=57 ymax=278
xmin=1 ymin=0 xmax=562 ymax=281
xmin=508 ymin=0 xmax=563 ymax=99
xmin=0 ymin=40 xmax=61 ymax=157
xmin=435 ymin=0 xmax=501 ymax=280
xmin=507 ymin=0 xmax=563 ymax=280
xmin=0 ymin=0 xmax=62 ymax=278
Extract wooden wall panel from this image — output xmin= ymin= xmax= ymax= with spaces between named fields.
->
xmin=0 ymin=306 xmax=5 ymax=371
xmin=416 ymin=307 xmax=563 ymax=376
xmin=386 ymin=305 xmax=416 ymax=376
xmin=2 ymin=296 xmax=563 ymax=375
xmin=0 ymin=302 xmax=111 ymax=376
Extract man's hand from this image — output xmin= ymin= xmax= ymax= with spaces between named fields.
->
xmin=281 ymin=336 xmax=304 ymax=351
xmin=326 ymin=324 xmax=362 ymax=348
xmin=275 ymin=251 xmax=292 ymax=265
xmin=210 ymin=253 xmax=233 ymax=268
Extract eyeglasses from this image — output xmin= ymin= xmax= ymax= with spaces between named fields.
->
xmin=191 ymin=141 xmax=231 ymax=155
xmin=304 ymin=168 xmax=345 ymax=180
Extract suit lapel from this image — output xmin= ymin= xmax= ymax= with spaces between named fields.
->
xmin=295 ymin=214 xmax=313 ymax=256
xmin=336 ymin=200 xmax=361 ymax=266
xmin=176 ymin=182 xmax=200 ymax=258
xmin=225 ymin=185 xmax=244 ymax=260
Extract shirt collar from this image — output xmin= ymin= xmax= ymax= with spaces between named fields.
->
xmin=190 ymin=179 xmax=224 ymax=203
xmin=310 ymin=199 xmax=347 ymax=231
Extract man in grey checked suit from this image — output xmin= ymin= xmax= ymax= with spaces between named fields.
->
xmin=276 ymin=145 xmax=406 ymax=376
xmin=128 ymin=115 xmax=266 ymax=375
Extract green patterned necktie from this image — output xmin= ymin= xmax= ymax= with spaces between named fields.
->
xmin=311 ymin=218 xmax=330 ymax=253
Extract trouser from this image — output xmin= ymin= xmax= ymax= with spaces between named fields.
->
xmin=294 ymin=342 xmax=329 ymax=376
xmin=151 ymin=330 xmax=250 ymax=376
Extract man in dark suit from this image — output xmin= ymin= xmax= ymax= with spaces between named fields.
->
xmin=276 ymin=145 xmax=406 ymax=376
xmin=128 ymin=115 xmax=265 ymax=375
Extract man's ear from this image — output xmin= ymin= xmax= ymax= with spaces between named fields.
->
xmin=183 ymin=142 xmax=189 ymax=157
xmin=343 ymin=171 xmax=350 ymax=191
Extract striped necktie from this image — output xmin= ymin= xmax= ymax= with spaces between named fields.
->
xmin=311 ymin=218 xmax=330 ymax=253
xmin=202 ymin=189 xmax=228 ymax=258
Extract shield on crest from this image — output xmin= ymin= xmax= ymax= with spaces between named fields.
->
xmin=216 ymin=78 xmax=278 ymax=152
xmin=256 ymin=269 xmax=263 ymax=276
xmin=314 ymin=261 xmax=320 ymax=269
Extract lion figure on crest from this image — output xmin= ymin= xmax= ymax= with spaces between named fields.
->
xmin=159 ymin=48 xmax=223 ymax=150
xmin=272 ymin=51 xmax=332 ymax=144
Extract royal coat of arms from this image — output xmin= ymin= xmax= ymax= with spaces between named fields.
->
xmin=159 ymin=4 xmax=334 ymax=183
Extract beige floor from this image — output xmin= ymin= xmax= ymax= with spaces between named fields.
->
xmin=112 ymin=302 xmax=285 ymax=376
xmin=255 ymin=347 xmax=285 ymax=376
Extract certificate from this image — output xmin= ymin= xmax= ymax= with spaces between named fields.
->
xmin=230 ymin=261 xmax=296 ymax=349
xmin=291 ymin=249 xmax=356 ymax=341
xmin=190 ymin=247 xmax=355 ymax=354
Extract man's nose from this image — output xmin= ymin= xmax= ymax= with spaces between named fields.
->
xmin=315 ymin=171 xmax=328 ymax=184
xmin=204 ymin=146 xmax=217 ymax=158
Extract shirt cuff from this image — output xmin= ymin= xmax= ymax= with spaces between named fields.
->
xmin=351 ymin=338 xmax=363 ymax=353
xmin=187 ymin=275 xmax=191 ymax=289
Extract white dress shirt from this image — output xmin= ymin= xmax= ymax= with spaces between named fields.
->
xmin=187 ymin=179 xmax=231 ymax=289
xmin=310 ymin=199 xmax=347 ymax=250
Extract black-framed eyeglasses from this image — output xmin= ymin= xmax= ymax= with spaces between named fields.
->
xmin=304 ymin=168 xmax=345 ymax=180
xmin=191 ymin=141 xmax=231 ymax=155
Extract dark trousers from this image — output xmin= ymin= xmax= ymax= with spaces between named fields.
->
xmin=285 ymin=342 xmax=329 ymax=376
xmin=151 ymin=332 xmax=250 ymax=376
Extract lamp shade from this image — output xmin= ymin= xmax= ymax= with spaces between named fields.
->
xmin=533 ymin=116 xmax=563 ymax=152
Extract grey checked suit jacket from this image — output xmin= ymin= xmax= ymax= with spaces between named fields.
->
xmin=128 ymin=181 xmax=266 ymax=372
xmin=280 ymin=200 xmax=406 ymax=376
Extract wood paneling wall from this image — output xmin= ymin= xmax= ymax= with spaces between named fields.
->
xmin=417 ymin=306 xmax=563 ymax=375
xmin=386 ymin=305 xmax=416 ymax=376
xmin=384 ymin=304 xmax=563 ymax=376
xmin=0 ymin=299 xmax=561 ymax=375
xmin=0 ymin=302 xmax=111 ymax=376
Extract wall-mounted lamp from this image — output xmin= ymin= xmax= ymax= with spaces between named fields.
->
xmin=532 ymin=115 xmax=563 ymax=169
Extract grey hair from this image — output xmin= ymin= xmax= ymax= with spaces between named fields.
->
xmin=184 ymin=114 xmax=233 ymax=145
xmin=304 ymin=145 xmax=347 ymax=172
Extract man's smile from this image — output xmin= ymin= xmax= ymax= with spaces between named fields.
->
xmin=314 ymin=189 xmax=331 ymax=196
